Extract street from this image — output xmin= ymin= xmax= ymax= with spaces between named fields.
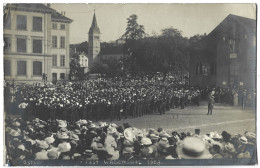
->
xmin=108 ymin=101 xmax=256 ymax=135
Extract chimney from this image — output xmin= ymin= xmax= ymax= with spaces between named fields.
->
xmin=47 ymin=3 xmax=51 ymax=7
xmin=63 ymin=11 xmax=66 ymax=16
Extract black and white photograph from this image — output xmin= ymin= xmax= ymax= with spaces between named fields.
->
xmin=3 ymin=3 xmax=257 ymax=166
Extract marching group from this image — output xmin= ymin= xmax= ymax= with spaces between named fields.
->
xmin=5 ymin=75 xmax=201 ymax=122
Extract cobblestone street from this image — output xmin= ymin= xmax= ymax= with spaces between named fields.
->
xmin=109 ymin=101 xmax=256 ymax=135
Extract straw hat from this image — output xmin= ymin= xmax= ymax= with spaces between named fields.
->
xmin=36 ymin=140 xmax=49 ymax=149
xmin=47 ymin=150 xmax=59 ymax=159
xmin=239 ymin=136 xmax=248 ymax=144
xmin=237 ymin=151 xmax=251 ymax=159
xmin=124 ymin=128 xmax=134 ymax=142
xmin=57 ymin=132 xmax=69 ymax=140
xmin=35 ymin=150 xmax=49 ymax=160
xmin=224 ymin=143 xmax=236 ymax=153
xmin=141 ymin=137 xmax=152 ymax=146
xmin=177 ymin=137 xmax=212 ymax=159
xmin=122 ymin=146 xmax=134 ymax=154
xmin=58 ymin=142 xmax=71 ymax=153
xmin=44 ymin=135 xmax=55 ymax=144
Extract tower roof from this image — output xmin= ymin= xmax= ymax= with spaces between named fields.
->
xmin=89 ymin=12 xmax=100 ymax=34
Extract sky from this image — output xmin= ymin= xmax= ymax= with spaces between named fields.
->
xmin=50 ymin=4 xmax=255 ymax=44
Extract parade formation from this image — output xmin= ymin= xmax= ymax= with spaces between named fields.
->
xmin=5 ymin=74 xmax=201 ymax=122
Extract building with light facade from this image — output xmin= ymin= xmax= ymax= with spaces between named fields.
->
xmin=4 ymin=4 xmax=72 ymax=84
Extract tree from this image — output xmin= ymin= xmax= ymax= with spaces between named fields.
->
xmin=69 ymin=52 xmax=85 ymax=80
xmin=189 ymin=33 xmax=207 ymax=44
xmin=122 ymin=14 xmax=145 ymax=77
xmin=89 ymin=62 xmax=108 ymax=75
xmin=123 ymin=14 xmax=145 ymax=40
xmin=157 ymin=27 xmax=190 ymax=78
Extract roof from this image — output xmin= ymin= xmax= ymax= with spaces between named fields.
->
xmin=208 ymin=14 xmax=256 ymax=37
xmin=51 ymin=11 xmax=73 ymax=23
xmin=7 ymin=3 xmax=73 ymax=23
xmin=89 ymin=13 xmax=100 ymax=34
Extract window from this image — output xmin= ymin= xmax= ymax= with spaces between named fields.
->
xmin=16 ymin=15 xmax=27 ymax=30
xmin=52 ymin=36 xmax=57 ymax=48
xmin=4 ymin=13 xmax=11 ymax=29
xmin=52 ymin=23 xmax=57 ymax=29
xmin=33 ymin=39 xmax=42 ymax=53
xmin=94 ymin=36 xmax=99 ymax=39
xmin=4 ymin=60 xmax=11 ymax=76
xmin=17 ymin=61 xmax=26 ymax=76
xmin=60 ymin=24 xmax=65 ymax=30
xmin=32 ymin=16 xmax=42 ymax=31
xmin=196 ymin=62 xmax=202 ymax=75
xmin=230 ymin=62 xmax=239 ymax=76
xmin=60 ymin=73 xmax=65 ymax=79
xmin=52 ymin=55 xmax=57 ymax=66
xmin=60 ymin=55 xmax=65 ymax=67
xmin=4 ymin=37 xmax=11 ymax=52
xmin=33 ymin=61 xmax=42 ymax=76
xmin=211 ymin=62 xmax=216 ymax=75
xmin=60 ymin=36 xmax=65 ymax=48
xmin=17 ymin=38 xmax=26 ymax=53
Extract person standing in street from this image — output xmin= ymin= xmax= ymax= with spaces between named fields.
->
xmin=207 ymin=92 xmax=215 ymax=115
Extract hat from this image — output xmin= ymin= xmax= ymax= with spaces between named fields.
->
xmin=88 ymin=123 xmax=96 ymax=129
xmin=110 ymin=123 xmax=117 ymax=128
xmin=158 ymin=138 xmax=169 ymax=149
xmin=124 ymin=128 xmax=134 ymax=142
xmin=76 ymin=119 xmax=88 ymax=125
xmin=57 ymin=120 xmax=67 ymax=128
xmin=224 ymin=143 xmax=236 ymax=153
xmin=212 ymin=153 xmax=223 ymax=159
xmin=177 ymin=137 xmax=212 ymax=159
xmin=239 ymin=136 xmax=248 ymax=144
xmin=150 ymin=133 xmax=160 ymax=140
xmin=62 ymin=155 xmax=70 ymax=160
xmin=57 ymin=132 xmax=69 ymax=139
xmin=72 ymin=153 xmax=81 ymax=159
xmin=13 ymin=121 xmax=21 ymax=127
xmin=70 ymin=134 xmax=79 ymax=141
xmin=83 ymin=149 xmax=93 ymax=155
xmin=17 ymin=144 xmax=26 ymax=151
xmin=141 ymin=137 xmax=152 ymax=145
xmin=165 ymin=155 xmax=175 ymax=159
xmin=122 ymin=146 xmax=134 ymax=154
xmin=9 ymin=130 xmax=20 ymax=137
xmin=58 ymin=142 xmax=71 ymax=153
xmin=35 ymin=150 xmax=49 ymax=160
xmin=74 ymin=129 xmax=81 ymax=135
xmin=237 ymin=151 xmax=251 ymax=159
xmin=47 ymin=150 xmax=59 ymax=159
xmin=60 ymin=127 xmax=68 ymax=132
xmin=45 ymin=135 xmax=55 ymax=144
xmin=245 ymin=131 xmax=256 ymax=140
xmin=211 ymin=141 xmax=224 ymax=152
xmin=36 ymin=140 xmax=49 ymax=149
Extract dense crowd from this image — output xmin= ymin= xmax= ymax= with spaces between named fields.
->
xmin=5 ymin=117 xmax=256 ymax=164
xmin=5 ymin=75 xmax=201 ymax=122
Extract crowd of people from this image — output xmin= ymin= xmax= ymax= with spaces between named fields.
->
xmin=4 ymin=74 xmax=256 ymax=165
xmin=5 ymin=117 xmax=256 ymax=165
xmin=5 ymin=75 xmax=201 ymax=122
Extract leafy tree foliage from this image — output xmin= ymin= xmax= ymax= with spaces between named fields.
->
xmin=69 ymin=52 xmax=85 ymax=80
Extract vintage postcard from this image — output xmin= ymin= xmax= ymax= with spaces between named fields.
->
xmin=3 ymin=3 xmax=257 ymax=166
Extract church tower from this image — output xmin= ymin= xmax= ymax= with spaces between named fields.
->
xmin=88 ymin=12 xmax=101 ymax=65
